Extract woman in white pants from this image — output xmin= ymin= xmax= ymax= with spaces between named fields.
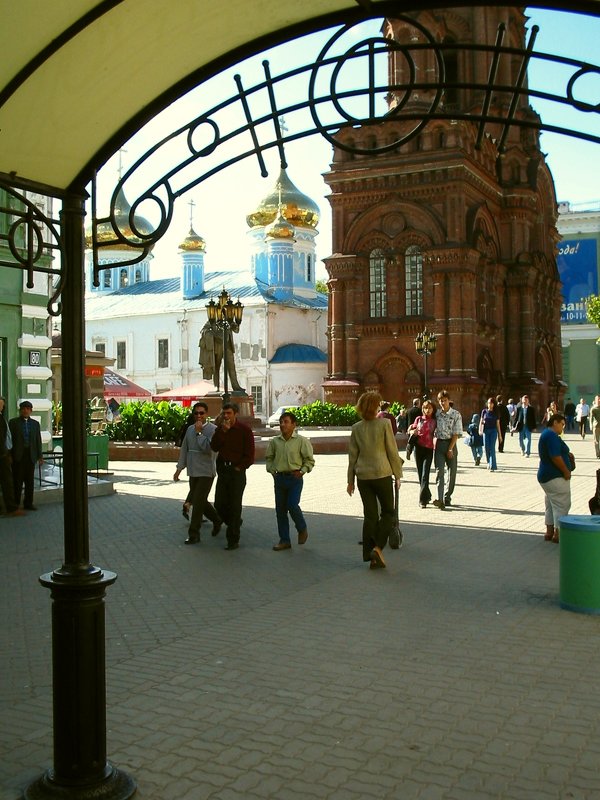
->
xmin=537 ymin=414 xmax=575 ymax=543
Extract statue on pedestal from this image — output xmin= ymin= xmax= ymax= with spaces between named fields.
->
xmin=198 ymin=321 xmax=245 ymax=393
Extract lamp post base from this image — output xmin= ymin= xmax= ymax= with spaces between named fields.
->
xmin=24 ymin=765 xmax=136 ymax=800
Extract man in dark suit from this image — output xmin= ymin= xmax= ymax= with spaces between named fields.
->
xmin=9 ymin=400 xmax=43 ymax=510
xmin=514 ymin=394 xmax=537 ymax=458
xmin=496 ymin=395 xmax=511 ymax=453
xmin=0 ymin=397 xmax=25 ymax=516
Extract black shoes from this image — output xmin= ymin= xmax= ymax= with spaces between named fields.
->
xmin=224 ymin=542 xmax=239 ymax=550
xmin=444 ymin=497 xmax=452 ymax=506
xmin=184 ymin=534 xmax=199 ymax=545
xmin=211 ymin=521 xmax=222 ymax=537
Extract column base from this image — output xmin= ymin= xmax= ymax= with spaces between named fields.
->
xmin=24 ymin=765 xmax=136 ymax=800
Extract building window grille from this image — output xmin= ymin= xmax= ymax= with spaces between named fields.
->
xmin=251 ymin=385 xmax=263 ymax=413
xmin=116 ymin=341 xmax=126 ymax=370
xmin=369 ymin=248 xmax=387 ymax=317
xmin=405 ymin=245 xmax=423 ymax=316
xmin=158 ymin=338 xmax=169 ymax=369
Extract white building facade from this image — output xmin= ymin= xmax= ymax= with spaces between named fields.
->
xmin=85 ymin=170 xmax=328 ymax=419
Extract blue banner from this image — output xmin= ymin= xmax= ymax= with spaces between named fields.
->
xmin=557 ymin=238 xmax=598 ymax=324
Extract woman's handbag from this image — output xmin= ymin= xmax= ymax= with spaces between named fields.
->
xmin=405 ymin=431 xmax=418 ymax=460
xmin=389 ymin=481 xmax=403 ymax=549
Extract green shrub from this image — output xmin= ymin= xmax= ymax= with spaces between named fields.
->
xmin=105 ymin=401 xmax=189 ymax=442
xmin=294 ymin=401 xmax=360 ymax=427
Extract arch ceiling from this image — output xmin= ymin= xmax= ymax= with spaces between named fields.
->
xmin=1 ymin=0 xmax=598 ymax=195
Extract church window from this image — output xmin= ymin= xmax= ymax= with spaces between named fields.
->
xmin=135 ymin=269 xmax=142 ymax=284
xmin=369 ymin=249 xmax=387 ymax=318
xmin=442 ymin=38 xmax=459 ymax=108
xmin=102 ymin=270 xmax=112 ymax=289
xmin=158 ymin=338 xmax=169 ymax=369
xmin=119 ymin=268 xmax=128 ymax=288
xmin=251 ymin=385 xmax=263 ymax=413
xmin=405 ymin=245 xmax=423 ymax=316
xmin=307 ymin=254 xmax=312 ymax=282
xmin=95 ymin=342 xmax=106 ymax=356
xmin=116 ymin=340 xmax=126 ymax=370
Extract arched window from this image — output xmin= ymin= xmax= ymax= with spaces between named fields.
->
xmin=119 ymin=268 xmax=128 ymax=288
xmin=306 ymin=254 xmax=312 ymax=282
xmin=405 ymin=245 xmax=423 ymax=316
xmin=135 ymin=269 xmax=142 ymax=284
xmin=369 ymin=249 xmax=387 ymax=318
xmin=102 ymin=269 xmax=112 ymax=289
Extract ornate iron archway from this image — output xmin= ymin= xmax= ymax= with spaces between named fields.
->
xmin=0 ymin=8 xmax=599 ymax=799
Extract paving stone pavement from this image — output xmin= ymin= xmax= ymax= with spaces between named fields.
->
xmin=1 ymin=431 xmax=600 ymax=800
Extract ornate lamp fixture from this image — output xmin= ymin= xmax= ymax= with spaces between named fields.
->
xmin=415 ymin=328 xmax=437 ymax=398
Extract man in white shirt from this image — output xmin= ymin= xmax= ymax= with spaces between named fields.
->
xmin=575 ymin=397 xmax=590 ymax=440
xmin=433 ymin=390 xmax=463 ymax=509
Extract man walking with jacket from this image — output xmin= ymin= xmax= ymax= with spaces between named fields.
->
xmin=9 ymin=400 xmax=43 ymax=510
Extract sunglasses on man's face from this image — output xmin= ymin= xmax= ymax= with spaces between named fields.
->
xmin=193 ymin=411 xmax=206 ymax=416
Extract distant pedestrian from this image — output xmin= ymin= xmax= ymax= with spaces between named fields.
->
xmin=9 ymin=400 xmax=43 ymax=511
xmin=496 ymin=396 xmax=510 ymax=452
xmin=537 ymin=413 xmax=574 ymax=544
xmin=433 ymin=390 xmax=463 ymax=509
xmin=564 ymin=398 xmax=576 ymax=432
xmin=544 ymin=401 xmax=558 ymax=425
xmin=210 ymin=402 xmax=255 ymax=550
xmin=514 ymin=395 xmax=536 ymax=457
xmin=0 ymin=397 xmax=25 ymax=517
xmin=591 ymin=396 xmax=600 ymax=459
xmin=479 ymin=397 xmax=503 ymax=471
xmin=406 ymin=398 xmax=421 ymax=428
xmin=173 ymin=402 xmax=221 ymax=545
xmin=347 ymin=391 xmax=404 ymax=570
xmin=575 ymin=397 xmax=590 ymax=439
xmin=407 ymin=399 xmax=436 ymax=507
xmin=266 ymin=411 xmax=314 ymax=551
xmin=377 ymin=401 xmax=397 ymax=435
xmin=466 ymin=413 xmax=483 ymax=465
xmin=506 ymin=398 xmax=518 ymax=434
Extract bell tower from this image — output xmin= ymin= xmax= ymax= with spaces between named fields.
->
xmin=323 ymin=9 xmax=562 ymax=417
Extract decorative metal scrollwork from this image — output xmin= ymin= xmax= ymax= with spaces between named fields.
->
xmin=90 ymin=15 xmax=599 ymax=274
xmin=0 ymin=186 xmax=65 ymax=315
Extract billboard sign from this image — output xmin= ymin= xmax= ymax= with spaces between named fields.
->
xmin=557 ymin=238 xmax=598 ymax=324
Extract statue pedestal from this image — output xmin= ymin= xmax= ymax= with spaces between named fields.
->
xmin=198 ymin=393 xmax=260 ymax=427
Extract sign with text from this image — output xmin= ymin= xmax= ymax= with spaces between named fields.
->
xmin=557 ymin=238 xmax=598 ymax=324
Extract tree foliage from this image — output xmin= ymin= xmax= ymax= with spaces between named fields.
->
xmin=586 ymin=294 xmax=600 ymax=328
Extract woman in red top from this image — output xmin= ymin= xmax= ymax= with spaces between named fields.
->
xmin=408 ymin=399 xmax=437 ymax=508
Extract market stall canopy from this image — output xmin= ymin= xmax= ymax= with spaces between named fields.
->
xmin=104 ymin=368 xmax=151 ymax=400
xmin=152 ymin=379 xmax=216 ymax=403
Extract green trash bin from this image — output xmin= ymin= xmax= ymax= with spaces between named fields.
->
xmin=559 ymin=515 xmax=600 ymax=614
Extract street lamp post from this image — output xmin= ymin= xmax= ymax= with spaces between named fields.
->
xmin=415 ymin=328 xmax=437 ymax=399
xmin=206 ymin=288 xmax=244 ymax=404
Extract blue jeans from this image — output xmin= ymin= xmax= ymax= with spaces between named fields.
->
xmin=519 ymin=426 xmax=532 ymax=455
xmin=274 ymin=473 xmax=306 ymax=543
xmin=470 ymin=444 xmax=483 ymax=463
xmin=483 ymin=429 xmax=498 ymax=469
xmin=434 ymin=439 xmax=458 ymax=503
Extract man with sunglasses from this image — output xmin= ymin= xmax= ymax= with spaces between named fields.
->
xmin=174 ymin=402 xmax=222 ymax=544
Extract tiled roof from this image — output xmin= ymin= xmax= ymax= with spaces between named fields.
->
xmin=85 ymin=271 xmax=326 ymax=318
